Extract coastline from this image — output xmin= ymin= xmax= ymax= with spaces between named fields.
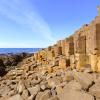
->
xmin=0 ymin=6 xmax=100 ymax=100
xmin=0 ymin=48 xmax=42 ymax=54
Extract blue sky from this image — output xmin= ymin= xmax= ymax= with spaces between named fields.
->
xmin=0 ymin=0 xmax=100 ymax=48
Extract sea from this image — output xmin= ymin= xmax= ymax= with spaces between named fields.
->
xmin=0 ymin=48 xmax=42 ymax=54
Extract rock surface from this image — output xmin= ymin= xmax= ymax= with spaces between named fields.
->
xmin=0 ymin=5 xmax=100 ymax=100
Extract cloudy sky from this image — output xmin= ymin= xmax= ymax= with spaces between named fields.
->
xmin=0 ymin=0 xmax=99 ymax=48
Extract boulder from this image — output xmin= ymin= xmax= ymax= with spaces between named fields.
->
xmin=17 ymin=80 xmax=26 ymax=94
xmin=73 ymin=72 xmax=94 ymax=89
xmin=0 ymin=86 xmax=11 ymax=97
xmin=28 ymin=95 xmax=35 ymax=100
xmin=63 ymin=71 xmax=74 ymax=82
xmin=28 ymin=85 xmax=40 ymax=96
xmin=64 ymin=80 xmax=82 ymax=91
xmin=40 ymin=84 xmax=46 ymax=91
xmin=89 ymin=83 xmax=100 ymax=98
xmin=59 ymin=87 xmax=94 ymax=100
xmin=21 ymin=89 xmax=30 ymax=100
xmin=35 ymin=90 xmax=51 ymax=100
xmin=7 ymin=90 xmax=17 ymax=97
xmin=47 ymin=77 xmax=63 ymax=88
xmin=7 ymin=94 xmax=24 ymax=100
xmin=56 ymin=86 xmax=63 ymax=95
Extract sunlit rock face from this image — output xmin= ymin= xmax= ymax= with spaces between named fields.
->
xmin=1 ymin=6 xmax=100 ymax=100
xmin=32 ymin=6 xmax=100 ymax=72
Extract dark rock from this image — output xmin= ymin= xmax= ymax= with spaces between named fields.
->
xmin=0 ymin=59 xmax=6 ymax=76
xmin=0 ymin=53 xmax=32 ymax=71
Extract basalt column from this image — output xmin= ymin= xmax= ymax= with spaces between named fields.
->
xmin=74 ymin=33 xmax=87 ymax=70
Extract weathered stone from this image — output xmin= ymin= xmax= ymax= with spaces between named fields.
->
xmin=0 ymin=86 xmax=11 ymax=97
xmin=54 ymin=45 xmax=62 ymax=56
xmin=90 ymin=54 xmax=98 ymax=72
xmin=63 ymin=71 xmax=74 ymax=82
xmin=75 ymin=54 xmax=88 ymax=70
xmin=70 ymin=55 xmax=75 ymax=69
xmin=17 ymin=80 xmax=26 ymax=94
xmin=56 ymin=86 xmax=63 ymax=95
xmin=96 ymin=98 xmax=100 ymax=100
xmin=47 ymin=77 xmax=63 ymax=88
xmin=61 ymin=40 xmax=66 ymax=55
xmin=7 ymin=90 xmax=16 ymax=97
xmin=47 ymin=66 xmax=53 ymax=73
xmin=59 ymin=87 xmax=94 ymax=100
xmin=74 ymin=72 xmax=93 ymax=89
xmin=28 ymin=95 xmax=35 ymax=100
xmin=65 ymin=37 xmax=74 ymax=56
xmin=28 ymin=85 xmax=40 ymax=95
xmin=89 ymin=83 xmax=100 ymax=98
xmin=21 ymin=89 xmax=30 ymax=100
xmin=47 ymin=51 xmax=55 ymax=61
xmin=64 ymin=80 xmax=82 ymax=91
xmin=0 ymin=96 xmax=10 ymax=100
xmin=7 ymin=94 xmax=24 ymax=100
xmin=40 ymin=84 xmax=46 ymax=91
xmin=34 ymin=53 xmax=38 ymax=61
xmin=59 ymin=58 xmax=70 ymax=69
xmin=35 ymin=90 xmax=51 ymax=100
xmin=47 ymin=96 xmax=60 ymax=100
xmin=80 ymin=67 xmax=92 ymax=73
xmin=77 ymin=36 xmax=86 ymax=54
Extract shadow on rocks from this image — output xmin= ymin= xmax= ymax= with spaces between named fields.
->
xmin=0 ymin=59 xmax=7 ymax=77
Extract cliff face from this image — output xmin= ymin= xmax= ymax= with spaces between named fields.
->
xmin=32 ymin=6 xmax=100 ymax=73
xmin=1 ymin=6 xmax=100 ymax=100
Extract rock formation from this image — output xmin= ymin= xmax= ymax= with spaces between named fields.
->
xmin=32 ymin=6 xmax=100 ymax=72
xmin=0 ymin=6 xmax=100 ymax=100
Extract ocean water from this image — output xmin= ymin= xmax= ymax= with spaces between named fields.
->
xmin=0 ymin=48 xmax=42 ymax=54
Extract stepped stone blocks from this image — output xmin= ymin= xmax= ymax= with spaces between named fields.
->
xmin=70 ymin=55 xmax=75 ymax=69
xmin=59 ymin=58 xmax=70 ymax=69
xmin=86 ymin=28 xmax=93 ymax=55
xmin=32 ymin=6 xmax=100 ymax=72
xmin=34 ymin=53 xmax=38 ymax=61
xmin=75 ymin=54 xmax=88 ymax=70
xmin=53 ymin=45 xmax=62 ymax=57
xmin=47 ymin=46 xmax=52 ymax=51
xmin=90 ymin=54 xmax=100 ymax=72
xmin=61 ymin=40 xmax=66 ymax=55
xmin=90 ymin=54 xmax=98 ymax=72
xmin=74 ymin=33 xmax=86 ymax=54
xmin=78 ymin=36 xmax=86 ymax=54
xmin=73 ymin=32 xmax=80 ymax=54
xmin=65 ymin=37 xmax=74 ymax=57
xmin=47 ymin=50 xmax=55 ymax=61
xmin=96 ymin=24 xmax=100 ymax=54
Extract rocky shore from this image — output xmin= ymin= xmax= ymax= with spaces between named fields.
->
xmin=0 ymin=53 xmax=32 ymax=76
xmin=0 ymin=5 xmax=100 ymax=100
xmin=0 ymin=55 xmax=100 ymax=100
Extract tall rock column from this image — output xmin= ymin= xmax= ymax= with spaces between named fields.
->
xmin=74 ymin=32 xmax=87 ymax=70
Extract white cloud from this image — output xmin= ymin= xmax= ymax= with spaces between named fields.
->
xmin=0 ymin=0 xmax=55 ymax=46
